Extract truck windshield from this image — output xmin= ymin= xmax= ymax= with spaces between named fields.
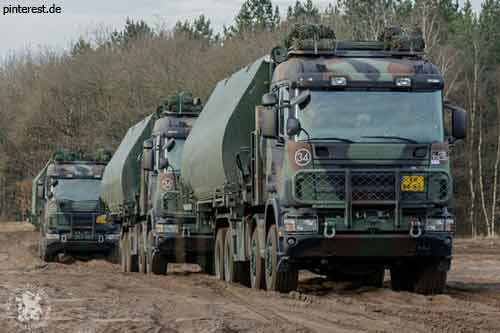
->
xmin=53 ymin=179 xmax=101 ymax=201
xmin=296 ymin=90 xmax=444 ymax=143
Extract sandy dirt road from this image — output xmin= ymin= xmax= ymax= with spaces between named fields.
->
xmin=1 ymin=222 xmax=500 ymax=332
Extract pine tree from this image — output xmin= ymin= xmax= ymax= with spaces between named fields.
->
xmin=231 ymin=0 xmax=280 ymax=35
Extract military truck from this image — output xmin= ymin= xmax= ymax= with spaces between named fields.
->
xmin=32 ymin=150 xmax=119 ymax=261
xmin=100 ymin=92 xmax=209 ymax=274
xmin=180 ymin=25 xmax=467 ymax=294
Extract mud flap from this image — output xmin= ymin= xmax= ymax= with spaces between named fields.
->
xmin=277 ymin=256 xmax=290 ymax=272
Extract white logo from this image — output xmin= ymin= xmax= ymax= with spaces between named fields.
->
xmin=161 ymin=177 xmax=174 ymax=192
xmin=294 ymin=148 xmax=312 ymax=167
xmin=8 ymin=285 xmax=50 ymax=329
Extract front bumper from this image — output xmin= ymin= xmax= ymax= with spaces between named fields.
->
xmin=281 ymin=232 xmax=453 ymax=260
xmin=43 ymin=234 xmax=119 ymax=255
xmin=154 ymin=233 xmax=214 ymax=261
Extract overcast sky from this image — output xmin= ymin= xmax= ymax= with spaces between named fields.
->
xmin=0 ymin=0 xmax=484 ymax=59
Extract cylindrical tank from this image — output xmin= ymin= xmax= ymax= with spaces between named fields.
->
xmin=181 ymin=57 xmax=270 ymax=200
xmin=100 ymin=114 xmax=155 ymax=216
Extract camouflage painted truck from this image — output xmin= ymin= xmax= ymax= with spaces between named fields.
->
xmin=181 ymin=25 xmax=467 ymax=294
xmin=100 ymin=92 xmax=210 ymax=274
xmin=32 ymin=150 xmax=119 ymax=261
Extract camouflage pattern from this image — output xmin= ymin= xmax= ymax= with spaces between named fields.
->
xmin=32 ymin=150 xmax=118 ymax=261
xmin=272 ymin=56 xmax=441 ymax=85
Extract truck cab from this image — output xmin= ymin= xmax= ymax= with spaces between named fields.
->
xmin=32 ymin=150 xmax=119 ymax=261
xmin=253 ymin=27 xmax=467 ymax=293
xmin=140 ymin=97 xmax=213 ymax=274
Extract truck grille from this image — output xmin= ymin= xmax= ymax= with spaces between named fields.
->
xmin=294 ymin=170 xmax=450 ymax=204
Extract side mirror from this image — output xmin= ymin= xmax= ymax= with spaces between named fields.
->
xmin=262 ymin=93 xmax=278 ymax=107
xmin=291 ymin=90 xmax=311 ymax=110
xmin=50 ymin=179 xmax=59 ymax=187
xmin=452 ymin=107 xmax=467 ymax=141
xmin=286 ymin=118 xmax=302 ymax=136
xmin=142 ymin=139 xmax=154 ymax=171
xmin=260 ymin=108 xmax=279 ymax=139
xmin=166 ymin=138 xmax=176 ymax=152
xmin=159 ymin=158 xmax=169 ymax=170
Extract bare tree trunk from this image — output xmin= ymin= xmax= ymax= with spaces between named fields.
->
xmin=468 ymin=62 xmax=478 ymax=237
xmin=478 ymin=111 xmax=492 ymax=236
xmin=491 ymin=94 xmax=500 ymax=237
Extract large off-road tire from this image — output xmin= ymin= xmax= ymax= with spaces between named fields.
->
xmin=390 ymin=264 xmax=415 ymax=292
xmin=137 ymin=227 xmax=147 ymax=274
xmin=199 ymin=256 xmax=215 ymax=275
xmin=413 ymin=262 xmax=447 ymax=295
xmin=265 ymin=225 xmax=298 ymax=293
xmin=250 ymin=227 xmax=265 ymax=289
xmin=224 ymin=229 xmax=235 ymax=283
xmin=107 ymin=244 xmax=120 ymax=264
xmin=120 ymin=233 xmax=129 ymax=273
xmin=150 ymin=253 xmax=168 ymax=275
xmin=38 ymin=239 xmax=52 ymax=263
xmin=128 ymin=231 xmax=139 ymax=273
xmin=214 ymin=228 xmax=227 ymax=281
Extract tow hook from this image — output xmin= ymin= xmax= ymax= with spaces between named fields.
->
xmin=98 ymin=235 xmax=104 ymax=243
xmin=409 ymin=220 xmax=423 ymax=238
xmin=324 ymin=220 xmax=336 ymax=239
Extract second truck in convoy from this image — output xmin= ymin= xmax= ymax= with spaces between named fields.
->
xmin=100 ymin=92 xmax=213 ymax=274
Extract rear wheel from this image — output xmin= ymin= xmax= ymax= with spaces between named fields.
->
xmin=265 ymin=225 xmax=298 ymax=293
xmin=128 ymin=230 xmax=139 ymax=273
xmin=224 ymin=229 xmax=235 ymax=282
xmin=146 ymin=231 xmax=168 ymax=275
xmin=250 ymin=227 xmax=265 ymax=289
xmin=137 ymin=227 xmax=147 ymax=273
xmin=120 ymin=232 xmax=129 ymax=272
xmin=214 ymin=228 xmax=227 ymax=281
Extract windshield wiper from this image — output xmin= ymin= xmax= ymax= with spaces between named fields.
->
xmin=303 ymin=137 xmax=355 ymax=143
xmin=361 ymin=136 xmax=418 ymax=144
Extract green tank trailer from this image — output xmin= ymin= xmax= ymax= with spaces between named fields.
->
xmin=180 ymin=24 xmax=467 ymax=294
xmin=100 ymin=92 xmax=210 ymax=274
xmin=32 ymin=150 xmax=119 ymax=261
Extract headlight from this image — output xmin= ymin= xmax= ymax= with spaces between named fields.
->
xmin=45 ymin=233 xmax=59 ymax=240
xmin=156 ymin=223 xmax=178 ymax=234
xmin=425 ymin=218 xmax=454 ymax=232
xmin=105 ymin=234 xmax=120 ymax=241
xmin=284 ymin=217 xmax=318 ymax=233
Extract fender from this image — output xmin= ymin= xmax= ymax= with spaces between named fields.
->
xmin=260 ymin=198 xmax=283 ymax=258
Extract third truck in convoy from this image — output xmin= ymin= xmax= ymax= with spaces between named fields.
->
xmin=178 ymin=25 xmax=467 ymax=294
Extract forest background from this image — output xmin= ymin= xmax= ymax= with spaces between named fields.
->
xmin=0 ymin=0 xmax=498 ymax=237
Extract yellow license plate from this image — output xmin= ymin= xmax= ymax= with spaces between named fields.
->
xmin=401 ymin=176 xmax=425 ymax=192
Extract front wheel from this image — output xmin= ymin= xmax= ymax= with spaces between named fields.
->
xmin=265 ymin=225 xmax=298 ymax=293
xmin=414 ymin=262 xmax=447 ymax=295
xmin=250 ymin=227 xmax=265 ymax=289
